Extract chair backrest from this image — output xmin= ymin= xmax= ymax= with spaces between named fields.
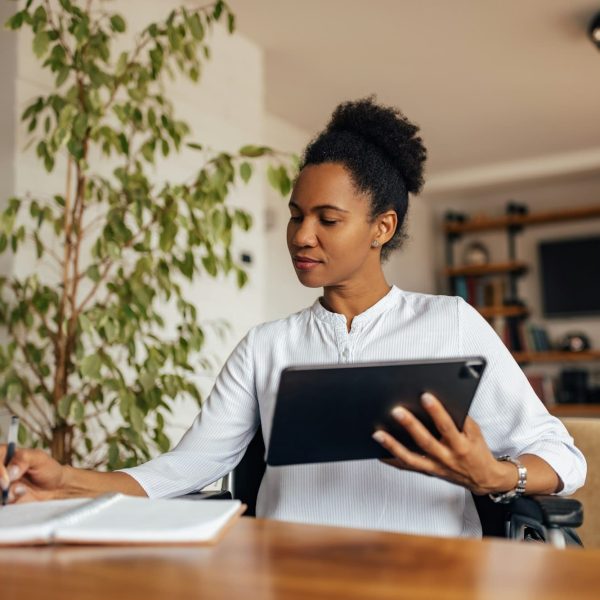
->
xmin=232 ymin=427 xmax=266 ymax=516
xmin=560 ymin=417 xmax=600 ymax=548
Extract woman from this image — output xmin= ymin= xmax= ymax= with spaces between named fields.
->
xmin=0 ymin=98 xmax=586 ymax=537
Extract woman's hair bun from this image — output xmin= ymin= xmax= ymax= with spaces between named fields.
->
xmin=324 ymin=96 xmax=426 ymax=194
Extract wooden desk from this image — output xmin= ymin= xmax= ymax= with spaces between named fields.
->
xmin=1 ymin=517 xmax=599 ymax=600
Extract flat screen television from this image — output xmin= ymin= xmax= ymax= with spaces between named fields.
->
xmin=539 ymin=235 xmax=600 ymax=318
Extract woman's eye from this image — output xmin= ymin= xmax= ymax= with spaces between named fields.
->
xmin=289 ymin=216 xmax=302 ymax=223
xmin=320 ymin=219 xmax=338 ymax=226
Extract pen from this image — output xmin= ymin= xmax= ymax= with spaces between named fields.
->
xmin=2 ymin=416 xmax=19 ymax=506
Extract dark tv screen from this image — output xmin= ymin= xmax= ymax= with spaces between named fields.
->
xmin=539 ymin=235 xmax=600 ymax=318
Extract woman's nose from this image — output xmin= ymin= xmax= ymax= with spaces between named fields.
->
xmin=291 ymin=219 xmax=317 ymax=247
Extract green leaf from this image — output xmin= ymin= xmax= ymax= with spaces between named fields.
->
xmin=202 ymin=254 xmax=217 ymax=277
xmin=239 ymin=145 xmax=268 ymax=158
xmin=188 ymin=13 xmax=204 ymax=41
xmin=227 ymin=13 xmax=236 ymax=34
xmin=32 ymin=30 xmax=50 ymax=58
xmin=86 ymin=264 xmax=101 ymax=282
xmin=5 ymin=11 xmax=24 ymax=30
xmin=58 ymin=395 xmax=73 ymax=419
xmin=81 ymin=354 xmax=102 ymax=380
xmin=110 ymin=14 xmax=126 ymax=33
xmin=236 ymin=268 xmax=248 ymax=288
xmin=129 ymin=404 xmax=145 ymax=433
xmin=267 ymin=165 xmax=279 ymax=190
xmin=240 ymin=162 xmax=252 ymax=183
xmin=72 ymin=400 xmax=85 ymax=424
xmin=55 ymin=66 xmax=69 ymax=87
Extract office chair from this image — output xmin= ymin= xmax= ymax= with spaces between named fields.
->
xmin=187 ymin=426 xmax=583 ymax=548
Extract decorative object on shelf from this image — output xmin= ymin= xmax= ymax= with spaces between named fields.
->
xmin=506 ymin=201 xmax=529 ymax=217
xmin=461 ymin=241 xmax=489 ymax=267
xmin=444 ymin=210 xmax=468 ymax=225
xmin=560 ymin=333 xmax=592 ymax=353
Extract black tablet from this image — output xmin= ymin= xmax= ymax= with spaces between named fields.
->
xmin=266 ymin=357 xmax=486 ymax=466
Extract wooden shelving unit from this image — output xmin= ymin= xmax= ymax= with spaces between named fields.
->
xmin=444 ymin=205 xmax=600 ymax=235
xmin=444 ymin=261 xmax=527 ymax=278
xmin=513 ymin=351 xmax=600 ymax=364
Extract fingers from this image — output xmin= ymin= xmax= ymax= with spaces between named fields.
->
xmin=7 ymin=482 xmax=30 ymax=504
xmin=372 ymin=429 xmax=440 ymax=474
xmin=386 ymin=403 xmax=453 ymax=463
xmin=419 ymin=393 xmax=463 ymax=446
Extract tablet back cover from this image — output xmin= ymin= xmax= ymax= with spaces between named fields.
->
xmin=266 ymin=357 xmax=485 ymax=466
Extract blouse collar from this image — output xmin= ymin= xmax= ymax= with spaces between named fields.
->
xmin=310 ymin=285 xmax=401 ymax=330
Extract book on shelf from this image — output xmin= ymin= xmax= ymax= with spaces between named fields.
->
xmin=526 ymin=373 xmax=556 ymax=406
xmin=526 ymin=324 xmax=551 ymax=352
xmin=453 ymin=276 xmax=507 ymax=312
xmin=0 ymin=493 xmax=244 ymax=546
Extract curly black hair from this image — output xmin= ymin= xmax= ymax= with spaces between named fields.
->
xmin=300 ymin=97 xmax=427 ymax=260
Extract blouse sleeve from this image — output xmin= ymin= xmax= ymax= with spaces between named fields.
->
xmin=457 ymin=298 xmax=586 ymax=495
xmin=120 ymin=327 xmax=260 ymax=498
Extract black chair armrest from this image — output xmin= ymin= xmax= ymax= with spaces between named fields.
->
xmin=510 ymin=495 xmax=583 ymax=529
xmin=175 ymin=490 xmax=233 ymax=501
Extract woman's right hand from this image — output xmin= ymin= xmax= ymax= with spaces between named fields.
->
xmin=0 ymin=446 xmax=67 ymax=503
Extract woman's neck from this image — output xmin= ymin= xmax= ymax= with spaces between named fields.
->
xmin=321 ymin=276 xmax=392 ymax=331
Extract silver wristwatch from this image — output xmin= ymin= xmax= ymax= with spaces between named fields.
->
xmin=488 ymin=455 xmax=527 ymax=504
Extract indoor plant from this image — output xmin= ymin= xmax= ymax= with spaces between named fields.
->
xmin=0 ymin=0 xmax=295 ymax=468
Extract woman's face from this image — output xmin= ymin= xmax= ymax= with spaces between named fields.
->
xmin=287 ymin=162 xmax=385 ymax=289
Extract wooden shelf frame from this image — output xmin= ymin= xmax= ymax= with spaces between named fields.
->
xmin=478 ymin=305 xmax=528 ymax=319
xmin=444 ymin=205 xmax=600 ymax=234
xmin=513 ymin=351 xmax=600 ymax=364
xmin=444 ymin=261 xmax=527 ymax=277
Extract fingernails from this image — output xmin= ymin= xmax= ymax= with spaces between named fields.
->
xmin=13 ymin=485 xmax=26 ymax=497
xmin=372 ymin=431 xmax=386 ymax=443
xmin=8 ymin=466 xmax=19 ymax=482
xmin=421 ymin=393 xmax=435 ymax=406
xmin=392 ymin=406 xmax=406 ymax=421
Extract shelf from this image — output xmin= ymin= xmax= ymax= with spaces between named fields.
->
xmin=513 ymin=351 xmax=600 ymax=364
xmin=444 ymin=204 xmax=600 ymax=234
xmin=444 ymin=261 xmax=527 ymax=277
xmin=548 ymin=404 xmax=600 ymax=417
xmin=478 ymin=305 xmax=528 ymax=319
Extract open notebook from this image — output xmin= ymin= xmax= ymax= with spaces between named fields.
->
xmin=0 ymin=494 xmax=244 ymax=546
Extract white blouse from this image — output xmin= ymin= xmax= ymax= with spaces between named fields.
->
xmin=122 ymin=286 xmax=586 ymax=538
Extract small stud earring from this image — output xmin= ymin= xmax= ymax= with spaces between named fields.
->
xmin=371 ymin=240 xmax=380 ymax=248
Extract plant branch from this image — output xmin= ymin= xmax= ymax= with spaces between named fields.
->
xmin=77 ymin=214 xmax=158 ymax=312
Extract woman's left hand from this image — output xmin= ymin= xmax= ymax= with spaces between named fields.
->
xmin=372 ymin=393 xmax=515 ymax=495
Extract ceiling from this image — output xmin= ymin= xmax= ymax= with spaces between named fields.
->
xmin=230 ymin=1 xmax=600 ymax=188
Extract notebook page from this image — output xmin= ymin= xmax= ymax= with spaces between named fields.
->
xmin=54 ymin=497 xmax=243 ymax=544
xmin=0 ymin=498 xmax=88 ymax=544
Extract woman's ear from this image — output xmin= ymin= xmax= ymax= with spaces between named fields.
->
xmin=376 ymin=210 xmax=398 ymax=244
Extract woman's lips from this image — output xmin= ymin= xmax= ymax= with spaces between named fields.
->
xmin=293 ymin=257 xmax=322 ymax=271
